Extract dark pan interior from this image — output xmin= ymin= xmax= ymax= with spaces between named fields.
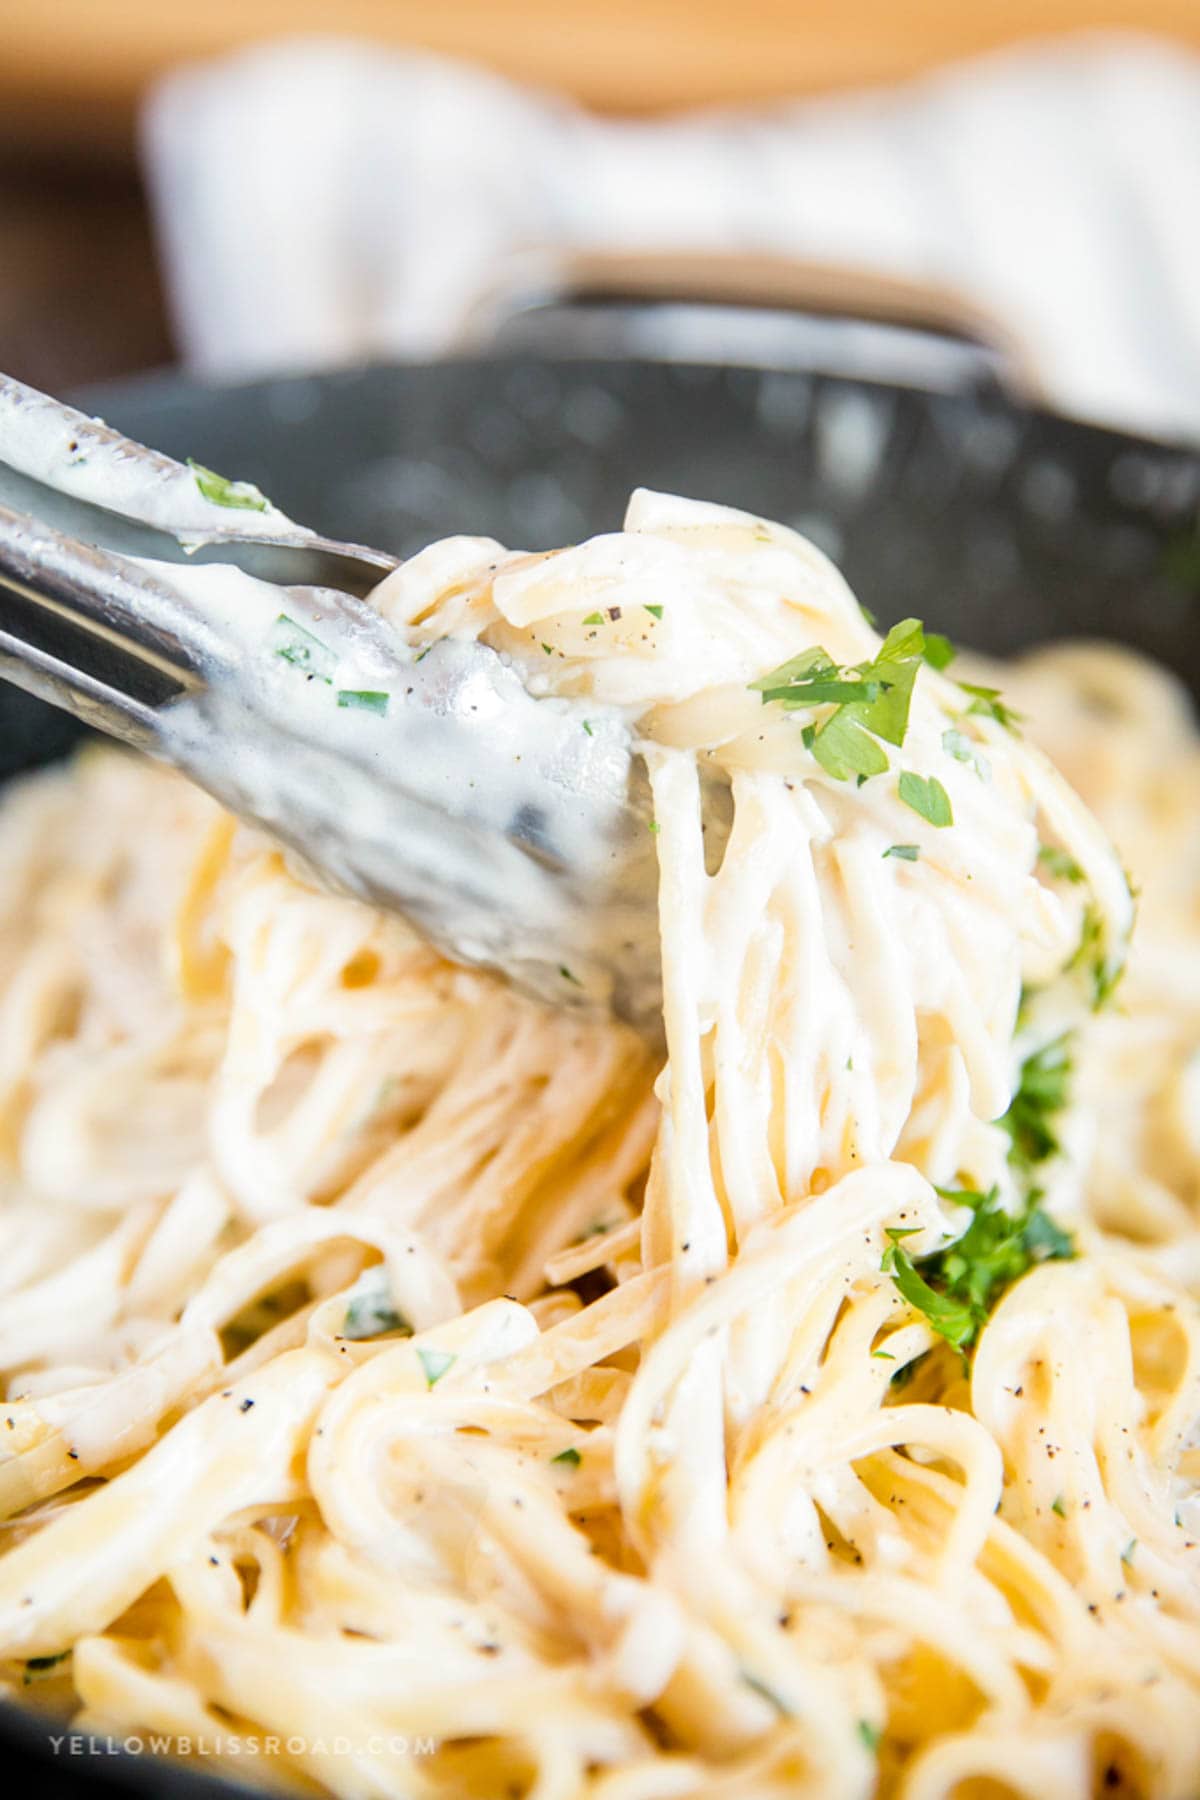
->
xmin=2 ymin=355 xmax=1199 ymax=786
xmin=0 ymin=355 xmax=1197 ymax=1797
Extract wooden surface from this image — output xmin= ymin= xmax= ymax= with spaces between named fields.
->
xmin=4 ymin=0 xmax=1200 ymax=142
xmin=3 ymin=3 xmax=1198 ymax=391
xmin=0 ymin=159 xmax=171 ymax=390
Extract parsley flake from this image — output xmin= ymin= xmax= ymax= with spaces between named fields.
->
xmin=1051 ymin=1495 xmax=1067 ymax=1518
xmin=882 ymin=1185 xmax=1075 ymax=1355
xmin=898 ymin=771 xmax=953 ymax=828
xmin=1069 ymin=904 xmax=1125 ymax=1011
xmin=417 ymin=1347 xmax=456 ymax=1388
xmin=1037 ymin=843 xmax=1084 ymax=884
xmin=644 ymin=604 xmax=664 ymax=619
xmin=740 ymin=1670 xmax=792 ymax=1716
xmin=957 ymin=681 xmax=1022 ymax=732
xmin=582 ymin=612 xmax=605 ymax=626
xmin=883 ymin=844 xmax=920 ymax=861
xmin=188 ymin=458 xmax=269 ymax=513
xmin=1001 ymin=1034 xmax=1073 ymax=1176
xmin=943 ymin=727 xmax=990 ymax=781
xmin=857 ymin=1720 xmax=881 ymax=1754
xmin=343 ymin=1273 xmax=412 ymax=1341
xmin=751 ymin=619 xmax=930 ymax=782
xmin=551 ymin=1447 xmax=582 ymax=1467
xmin=337 ymin=689 xmax=389 ymax=715
xmin=270 ymin=614 xmax=335 ymax=681
xmin=923 ymin=632 xmax=957 ymax=671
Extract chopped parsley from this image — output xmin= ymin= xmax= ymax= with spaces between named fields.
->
xmin=582 ymin=612 xmax=605 ymax=626
xmin=1069 ymin=903 xmax=1125 ymax=1011
xmin=898 ymin=771 xmax=953 ymax=828
xmin=1051 ymin=1495 xmax=1067 ymax=1518
xmin=336 ymin=689 xmax=389 ymax=715
xmin=644 ymin=604 xmax=664 ymax=620
xmin=270 ymin=613 xmax=335 ymax=681
xmin=342 ymin=1272 xmax=412 ymax=1341
xmin=188 ymin=457 xmax=270 ymax=512
xmin=1001 ymin=1034 xmax=1073 ymax=1177
xmin=739 ymin=1669 xmax=792 ymax=1716
xmin=1038 ymin=842 xmax=1085 ymax=884
xmin=582 ymin=720 xmax=594 ymax=737
xmin=883 ymin=844 xmax=920 ymax=862
xmin=957 ymin=681 xmax=1022 ymax=732
xmin=1122 ymin=1538 xmax=1138 ymax=1566
xmin=551 ymin=1446 xmax=582 ymax=1467
xmin=857 ymin=1720 xmax=881 ymax=1754
xmin=417 ymin=1347 xmax=456 ymax=1388
xmin=922 ymin=632 xmax=957 ymax=671
xmin=541 ymin=642 xmax=554 ymax=656
xmin=882 ymin=1184 xmax=1075 ymax=1355
xmin=943 ymin=727 xmax=990 ymax=781
xmin=750 ymin=619 xmax=929 ymax=783
xmin=558 ymin=965 xmax=582 ymax=986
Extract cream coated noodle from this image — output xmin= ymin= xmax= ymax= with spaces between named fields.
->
xmin=0 ymin=489 xmax=1197 ymax=1799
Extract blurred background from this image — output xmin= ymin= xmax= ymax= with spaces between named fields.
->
xmin=2 ymin=1 xmax=1200 ymax=436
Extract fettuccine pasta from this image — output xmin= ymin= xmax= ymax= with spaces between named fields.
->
xmin=0 ymin=490 xmax=1197 ymax=1800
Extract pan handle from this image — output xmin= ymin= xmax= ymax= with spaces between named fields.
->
xmin=453 ymin=248 xmax=1043 ymax=404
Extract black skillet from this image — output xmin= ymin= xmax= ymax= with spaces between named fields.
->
xmin=0 ymin=255 xmax=1197 ymax=1797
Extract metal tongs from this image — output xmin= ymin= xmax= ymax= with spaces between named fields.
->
xmin=0 ymin=375 xmax=660 ymax=1034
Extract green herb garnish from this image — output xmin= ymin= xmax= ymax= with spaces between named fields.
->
xmin=551 ymin=1447 xmax=582 ymax=1467
xmin=882 ymin=1183 xmax=1075 ymax=1355
xmin=898 ymin=771 xmax=953 ymax=828
xmin=883 ymin=844 xmax=920 ymax=862
xmin=943 ymin=727 xmax=990 ymax=781
xmin=957 ymin=681 xmax=1022 ymax=732
xmin=337 ymin=689 xmax=389 ymax=715
xmin=644 ymin=604 xmax=664 ymax=619
xmin=417 ymin=1347 xmax=456 ymax=1388
xmin=1001 ymin=1034 xmax=1073 ymax=1176
xmin=923 ymin=632 xmax=957 ymax=671
xmin=342 ymin=1274 xmax=412 ymax=1342
xmin=1051 ymin=1495 xmax=1067 ymax=1518
xmin=857 ymin=1720 xmax=881 ymax=1754
xmin=582 ymin=612 xmax=605 ymax=626
xmin=1038 ymin=843 xmax=1085 ymax=883
xmin=582 ymin=720 xmax=594 ymax=737
xmin=740 ymin=1670 xmax=792 ymax=1716
xmin=559 ymin=965 xmax=582 ymax=986
xmin=1069 ymin=903 xmax=1125 ymax=1011
xmin=188 ymin=458 xmax=270 ymax=512
xmin=751 ymin=619 xmax=929 ymax=782
xmin=270 ymin=613 xmax=335 ymax=681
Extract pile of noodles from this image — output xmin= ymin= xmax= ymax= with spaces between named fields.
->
xmin=0 ymin=491 xmax=1196 ymax=1800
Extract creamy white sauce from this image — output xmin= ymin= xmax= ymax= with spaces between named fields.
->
xmin=145 ymin=560 xmax=662 ymax=1031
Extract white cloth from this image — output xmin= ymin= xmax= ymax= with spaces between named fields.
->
xmin=142 ymin=32 xmax=1200 ymax=441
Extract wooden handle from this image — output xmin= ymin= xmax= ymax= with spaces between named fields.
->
xmin=3 ymin=3 xmax=1200 ymax=145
